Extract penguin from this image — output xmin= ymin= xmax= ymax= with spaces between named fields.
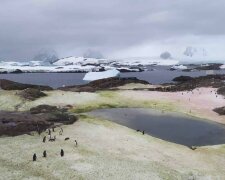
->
xmin=33 ymin=153 xmax=37 ymax=161
xmin=75 ymin=140 xmax=78 ymax=147
xmin=60 ymin=149 xmax=64 ymax=157
xmin=43 ymin=150 xmax=47 ymax=158
xmin=43 ymin=136 xmax=46 ymax=143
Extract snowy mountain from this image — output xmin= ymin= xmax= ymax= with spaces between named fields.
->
xmin=173 ymin=46 xmax=225 ymax=63
xmin=0 ymin=54 xmax=224 ymax=73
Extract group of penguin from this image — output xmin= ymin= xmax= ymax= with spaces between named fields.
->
xmin=32 ymin=127 xmax=77 ymax=162
xmin=33 ymin=149 xmax=64 ymax=161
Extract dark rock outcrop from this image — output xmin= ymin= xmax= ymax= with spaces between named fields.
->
xmin=213 ymin=107 xmax=225 ymax=115
xmin=59 ymin=77 xmax=149 ymax=92
xmin=195 ymin=64 xmax=223 ymax=70
xmin=0 ymin=111 xmax=52 ymax=136
xmin=217 ymin=86 xmax=225 ymax=96
xmin=148 ymin=75 xmax=225 ymax=92
xmin=30 ymin=105 xmax=58 ymax=114
xmin=19 ymin=88 xmax=47 ymax=100
xmin=0 ymin=109 xmax=78 ymax=136
xmin=0 ymin=79 xmax=53 ymax=91
xmin=173 ymin=76 xmax=194 ymax=82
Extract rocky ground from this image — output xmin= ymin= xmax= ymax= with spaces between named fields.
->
xmin=0 ymin=79 xmax=53 ymax=91
xmin=0 ymin=105 xmax=77 ymax=136
xmin=0 ymin=76 xmax=224 ymax=179
xmin=59 ymin=77 xmax=149 ymax=92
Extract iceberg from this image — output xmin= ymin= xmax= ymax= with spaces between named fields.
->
xmin=83 ymin=69 xmax=120 ymax=81
xmin=220 ymin=64 xmax=225 ymax=69
xmin=170 ymin=65 xmax=188 ymax=70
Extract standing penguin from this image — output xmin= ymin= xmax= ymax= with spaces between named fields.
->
xmin=60 ymin=149 xmax=64 ymax=157
xmin=48 ymin=129 xmax=51 ymax=136
xmin=75 ymin=140 xmax=78 ymax=147
xmin=142 ymin=130 xmax=145 ymax=135
xmin=33 ymin=153 xmax=37 ymax=161
xmin=43 ymin=136 xmax=46 ymax=143
xmin=43 ymin=150 xmax=47 ymax=158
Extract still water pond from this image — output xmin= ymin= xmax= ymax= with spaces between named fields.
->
xmin=88 ymin=108 xmax=225 ymax=147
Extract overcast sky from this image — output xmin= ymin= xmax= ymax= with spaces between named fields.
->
xmin=0 ymin=0 xmax=225 ymax=60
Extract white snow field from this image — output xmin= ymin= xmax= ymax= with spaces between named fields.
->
xmin=83 ymin=69 xmax=120 ymax=81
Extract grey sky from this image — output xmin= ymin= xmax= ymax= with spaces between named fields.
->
xmin=0 ymin=0 xmax=225 ymax=60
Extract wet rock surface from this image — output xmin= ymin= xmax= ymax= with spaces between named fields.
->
xmin=59 ymin=77 xmax=149 ymax=92
xmin=19 ymin=88 xmax=47 ymax=100
xmin=0 ymin=79 xmax=53 ymax=91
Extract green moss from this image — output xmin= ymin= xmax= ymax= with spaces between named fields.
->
xmin=73 ymin=103 xmax=127 ymax=113
xmin=98 ymin=91 xmax=118 ymax=98
xmin=79 ymin=115 xmax=117 ymax=128
xmin=73 ymin=100 xmax=176 ymax=114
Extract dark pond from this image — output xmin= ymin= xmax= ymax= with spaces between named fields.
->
xmin=0 ymin=66 xmax=224 ymax=88
xmin=88 ymin=108 xmax=225 ymax=147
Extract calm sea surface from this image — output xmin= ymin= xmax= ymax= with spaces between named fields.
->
xmin=0 ymin=66 xmax=224 ymax=88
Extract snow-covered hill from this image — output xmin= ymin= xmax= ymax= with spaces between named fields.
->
xmin=2 ymin=53 xmax=224 ymax=74
xmin=171 ymin=46 xmax=225 ymax=64
xmin=111 ymin=57 xmax=179 ymax=66
xmin=0 ymin=56 xmax=180 ymax=73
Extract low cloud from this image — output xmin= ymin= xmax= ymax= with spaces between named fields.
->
xmin=0 ymin=0 xmax=225 ymax=60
